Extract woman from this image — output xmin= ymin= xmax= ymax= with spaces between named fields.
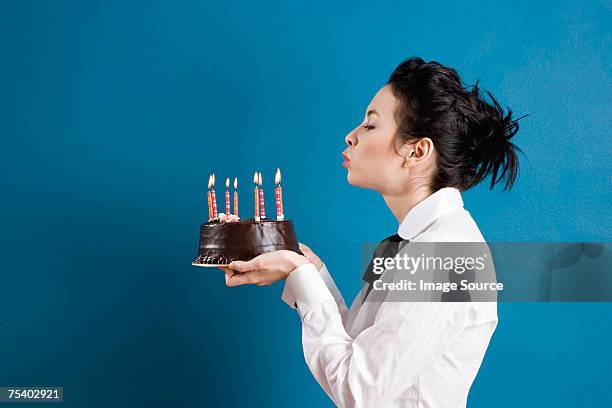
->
xmin=222 ymin=57 xmax=525 ymax=407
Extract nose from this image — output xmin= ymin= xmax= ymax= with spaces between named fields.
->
xmin=345 ymin=128 xmax=358 ymax=147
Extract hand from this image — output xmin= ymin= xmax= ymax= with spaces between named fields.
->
xmin=220 ymin=250 xmax=310 ymax=287
xmin=299 ymin=242 xmax=324 ymax=271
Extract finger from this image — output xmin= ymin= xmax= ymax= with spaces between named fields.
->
xmin=224 ymin=270 xmax=234 ymax=286
xmin=217 ymin=266 xmax=232 ymax=285
xmin=227 ymin=271 xmax=258 ymax=286
xmin=298 ymin=243 xmax=314 ymax=257
xmin=228 ymin=259 xmax=257 ymax=273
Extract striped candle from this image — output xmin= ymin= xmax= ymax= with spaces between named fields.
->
xmin=258 ymin=172 xmax=266 ymax=219
xmin=207 ymin=174 xmax=213 ymax=220
xmin=225 ymin=178 xmax=231 ymax=217
xmin=275 ymin=168 xmax=284 ymax=221
xmin=253 ymin=171 xmax=260 ymax=221
xmin=233 ymin=177 xmax=238 ymax=217
xmin=207 ymin=191 xmax=213 ymax=221
xmin=210 ymin=173 xmax=218 ymax=219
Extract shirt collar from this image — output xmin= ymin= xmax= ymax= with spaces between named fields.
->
xmin=397 ymin=187 xmax=464 ymax=240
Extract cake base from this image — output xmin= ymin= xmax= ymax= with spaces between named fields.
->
xmin=191 ymin=262 xmax=228 ymax=268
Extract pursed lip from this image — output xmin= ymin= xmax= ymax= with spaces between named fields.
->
xmin=342 ymin=152 xmax=351 ymax=167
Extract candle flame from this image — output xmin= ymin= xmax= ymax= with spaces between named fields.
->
xmin=211 ymin=173 xmax=216 ymax=186
xmin=208 ymin=174 xmax=212 ymax=189
xmin=275 ymin=168 xmax=281 ymax=185
xmin=226 ymin=177 xmax=230 ymax=189
xmin=253 ymin=171 xmax=258 ymax=185
xmin=234 ymin=177 xmax=238 ymax=189
xmin=258 ymin=172 xmax=262 ymax=186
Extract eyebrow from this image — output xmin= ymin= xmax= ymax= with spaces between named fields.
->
xmin=366 ymin=109 xmax=379 ymax=117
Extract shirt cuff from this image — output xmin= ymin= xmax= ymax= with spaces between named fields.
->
xmin=281 ymin=276 xmax=298 ymax=309
xmin=281 ymin=263 xmax=334 ymax=317
xmin=281 ymin=263 xmax=325 ymax=309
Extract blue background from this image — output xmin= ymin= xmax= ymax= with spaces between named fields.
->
xmin=1 ymin=0 xmax=610 ymax=406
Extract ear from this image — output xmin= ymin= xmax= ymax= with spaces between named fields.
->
xmin=400 ymin=138 xmax=434 ymax=168
xmin=402 ymin=151 xmax=414 ymax=168
xmin=396 ymin=143 xmax=414 ymax=168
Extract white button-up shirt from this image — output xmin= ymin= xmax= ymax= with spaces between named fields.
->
xmin=281 ymin=187 xmax=498 ymax=408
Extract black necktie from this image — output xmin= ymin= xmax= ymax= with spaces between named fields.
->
xmin=362 ymin=234 xmax=408 ymax=304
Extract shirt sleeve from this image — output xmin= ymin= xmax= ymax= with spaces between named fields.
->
xmin=283 ymin=263 xmax=471 ymax=408
xmin=281 ymin=263 xmax=350 ymax=326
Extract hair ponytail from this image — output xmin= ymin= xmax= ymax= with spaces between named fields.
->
xmin=461 ymin=79 xmax=527 ymax=190
xmin=388 ymin=57 xmax=529 ymax=192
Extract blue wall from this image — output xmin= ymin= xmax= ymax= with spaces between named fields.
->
xmin=1 ymin=1 xmax=610 ymax=406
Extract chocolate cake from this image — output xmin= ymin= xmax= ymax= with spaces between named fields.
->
xmin=192 ymin=218 xmax=302 ymax=266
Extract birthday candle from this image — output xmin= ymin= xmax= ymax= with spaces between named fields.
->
xmin=225 ymin=178 xmax=231 ymax=218
xmin=258 ymin=172 xmax=266 ymax=219
xmin=207 ymin=175 xmax=213 ymax=221
xmin=207 ymin=191 xmax=212 ymax=220
xmin=233 ymin=177 xmax=239 ymax=217
xmin=210 ymin=173 xmax=218 ymax=219
xmin=253 ymin=171 xmax=260 ymax=221
xmin=275 ymin=168 xmax=284 ymax=221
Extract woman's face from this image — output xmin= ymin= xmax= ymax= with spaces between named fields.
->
xmin=342 ymin=84 xmax=410 ymax=194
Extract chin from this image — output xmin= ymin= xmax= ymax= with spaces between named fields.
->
xmin=346 ymin=171 xmax=357 ymax=186
xmin=346 ymin=172 xmax=365 ymax=188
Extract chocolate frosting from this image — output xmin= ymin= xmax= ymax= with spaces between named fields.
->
xmin=193 ymin=218 xmax=302 ymax=265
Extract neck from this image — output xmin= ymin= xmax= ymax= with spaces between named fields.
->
xmin=382 ymin=184 xmax=433 ymax=224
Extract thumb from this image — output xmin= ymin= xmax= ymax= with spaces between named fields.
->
xmin=299 ymin=242 xmax=312 ymax=255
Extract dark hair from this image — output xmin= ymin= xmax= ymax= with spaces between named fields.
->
xmin=387 ymin=57 xmax=528 ymax=191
